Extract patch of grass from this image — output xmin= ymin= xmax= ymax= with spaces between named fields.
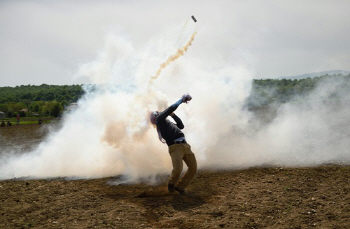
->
xmin=285 ymin=204 xmax=293 ymax=212
xmin=19 ymin=121 xmax=49 ymax=125
xmin=338 ymin=167 xmax=349 ymax=173
xmin=4 ymin=121 xmax=51 ymax=125
xmin=284 ymin=186 xmax=292 ymax=192
xmin=14 ymin=222 xmax=35 ymax=228
xmin=1 ymin=118 xmax=53 ymax=125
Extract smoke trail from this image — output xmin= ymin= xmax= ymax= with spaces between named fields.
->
xmin=149 ymin=31 xmax=197 ymax=83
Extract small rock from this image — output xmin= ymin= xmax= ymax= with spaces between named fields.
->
xmin=307 ymin=209 xmax=316 ymax=214
xmin=213 ymin=211 xmax=224 ymax=217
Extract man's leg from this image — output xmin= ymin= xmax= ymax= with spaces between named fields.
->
xmin=168 ymin=144 xmax=185 ymax=186
xmin=176 ymin=143 xmax=197 ymax=190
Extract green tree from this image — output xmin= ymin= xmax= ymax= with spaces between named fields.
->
xmin=51 ymin=102 xmax=62 ymax=117
xmin=60 ymin=100 xmax=68 ymax=108
xmin=0 ymin=104 xmax=9 ymax=113
xmin=7 ymin=111 xmax=13 ymax=118
xmin=19 ymin=110 xmax=27 ymax=117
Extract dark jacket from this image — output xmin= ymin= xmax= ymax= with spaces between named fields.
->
xmin=155 ymin=99 xmax=185 ymax=146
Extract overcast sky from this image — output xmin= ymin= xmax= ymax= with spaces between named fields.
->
xmin=1 ymin=0 xmax=350 ymax=87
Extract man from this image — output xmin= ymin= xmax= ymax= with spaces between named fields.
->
xmin=150 ymin=94 xmax=197 ymax=195
xmin=16 ymin=114 xmax=20 ymax=125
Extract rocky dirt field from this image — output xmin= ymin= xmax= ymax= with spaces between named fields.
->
xmin=0 ymin=124 xmax=349 ymax=228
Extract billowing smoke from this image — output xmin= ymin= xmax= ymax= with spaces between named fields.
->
xmin=203 ymin=76 xmax=350 ymax=169
xmin=0 ymin=23 xmax=349 ymax=181
xmin=0 ymin=26 xmax=199 ymax=181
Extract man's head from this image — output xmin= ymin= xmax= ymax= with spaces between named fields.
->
xmin=150 ymin=111 xmax=159 ymax=125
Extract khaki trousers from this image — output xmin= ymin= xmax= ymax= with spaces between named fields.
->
xmin=168 ymin=143 xmax=197 ymax=190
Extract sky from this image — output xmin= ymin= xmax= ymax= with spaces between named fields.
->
xmin=1 ymin=0 xmax=350 ymax=87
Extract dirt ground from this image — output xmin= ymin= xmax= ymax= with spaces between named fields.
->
xmin=0 ymin=125 xmax=349 ymax=228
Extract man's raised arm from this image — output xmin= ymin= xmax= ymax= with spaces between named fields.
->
xmin=156 ymin=94 xmax=192 ymax=123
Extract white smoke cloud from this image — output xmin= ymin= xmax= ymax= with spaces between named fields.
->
xmin=201 ymin=76 xmax=350 ymax=169
xmin=1 ymin=23 xmax=349 ymax=181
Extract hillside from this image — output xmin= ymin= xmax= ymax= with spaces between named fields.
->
xmin=278 ymin=70 xmax=350 ymax=80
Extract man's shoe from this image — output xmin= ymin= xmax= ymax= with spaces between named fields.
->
xmin=175 ymin=187 xmax=185 ymax=195
xmin=168 ymin=183 xmax=175 ymax=193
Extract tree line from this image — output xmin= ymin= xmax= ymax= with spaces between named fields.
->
xmin=246 ymin=73 xmax=350 ymax=107
xmin=1 ymin=74 xmax=349 ymax=118
xmin=0 ymin=84 xmax=84 ymax=118
xmin=0 ymin=84 xmax=84 ymax=103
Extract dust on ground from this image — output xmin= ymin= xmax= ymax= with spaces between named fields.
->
xmin=0 ymin=124 xmax=349 ymax=228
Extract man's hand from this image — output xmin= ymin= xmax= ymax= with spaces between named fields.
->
xmin=182 ymin=94 xmax=192 ymax=103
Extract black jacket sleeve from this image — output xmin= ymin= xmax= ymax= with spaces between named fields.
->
xmin=171 ymin=113 xmax=184 ymax=129
xmin=156 ymin=99 xmax=183 ymax=124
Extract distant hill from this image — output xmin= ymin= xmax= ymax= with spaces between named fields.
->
xmin=278 ymin=70 xmax=350 ymax=80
